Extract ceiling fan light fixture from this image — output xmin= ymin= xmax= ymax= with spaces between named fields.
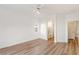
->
xmin=32 ymin=5 xmax=41 ymax=16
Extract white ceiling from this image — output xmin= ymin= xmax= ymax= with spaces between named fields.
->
xmin=0 ymin=4 xmax=79 ymax=15
xmin=42 ymin=4 xmax=79 ymax=14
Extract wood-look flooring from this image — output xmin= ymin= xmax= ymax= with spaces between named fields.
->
xmin=0 ymin=39 xmax=79 ymax=55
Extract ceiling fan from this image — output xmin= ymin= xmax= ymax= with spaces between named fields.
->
xmin=32 ymin=4 xmax=44 ymax=16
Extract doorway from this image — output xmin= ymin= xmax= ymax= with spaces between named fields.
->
xmin=68 ymin=21 xmax=78 ymax=44
xmin=47 ymin=20 xmax=54 ymax=42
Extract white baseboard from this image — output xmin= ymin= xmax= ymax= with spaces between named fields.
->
xmin=0 ymin=39 xmax=35 ymax=49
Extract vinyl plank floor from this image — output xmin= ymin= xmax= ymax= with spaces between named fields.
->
xmin=0 ymin=39 xmax=79 ymax=55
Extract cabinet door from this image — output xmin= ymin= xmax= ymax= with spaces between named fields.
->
xmin=68 ymin=21 xmax=77 ymax=39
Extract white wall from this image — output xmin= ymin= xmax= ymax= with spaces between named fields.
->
xmin=0 ymin=8 xmax=40 ymax=48
xmin=39 ymin=16 xmax=48 ymax=40
xmin=56 ymin=14 xmax=68 ymax=42
xmin=39 ymin=14 xmax=68 ymax=43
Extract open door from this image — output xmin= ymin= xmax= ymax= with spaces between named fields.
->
xmin=47 ymin=20 xmax=54 ymax=42
xmin=68 ymin=21 xmax=79 ymax=54
xmin=68 ymin=21 xmax=77 ymax=43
